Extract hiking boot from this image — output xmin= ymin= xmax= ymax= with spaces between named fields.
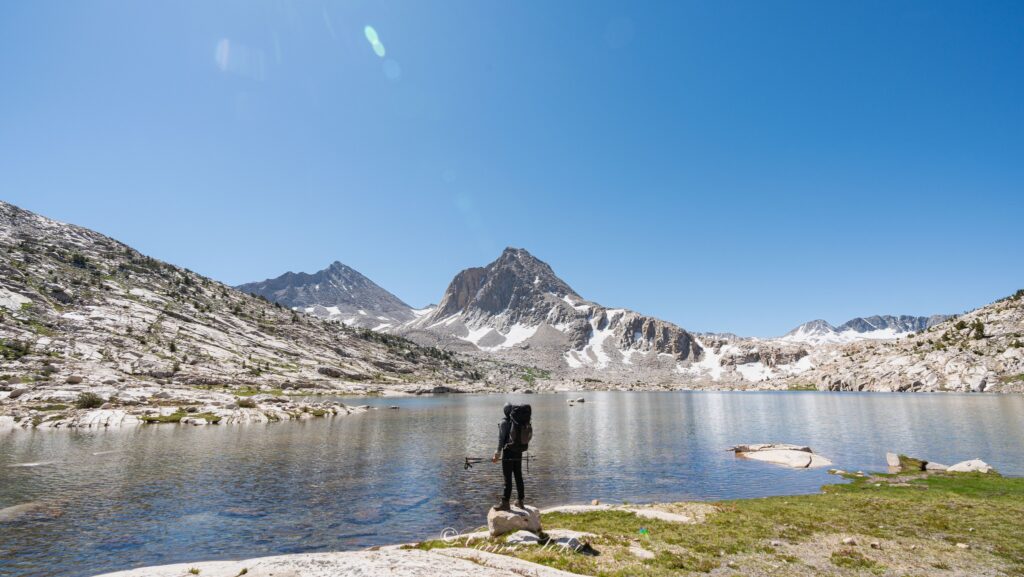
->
xmin=514 ymin=499 xmax=524 ymax=509
xmin=494 ymin=498 xmax=510 ymax=512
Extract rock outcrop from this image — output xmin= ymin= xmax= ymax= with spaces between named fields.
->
xmin=487 ymin=505 xmax=542 ymax=537
xmin=799 ymin=291 xmax=1024 ymax=393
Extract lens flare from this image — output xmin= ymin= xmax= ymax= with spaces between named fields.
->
xmin=364 ymin=25 xmax=386 ymax=58
xmin=363 ymin=26 xmax=379 ymax=45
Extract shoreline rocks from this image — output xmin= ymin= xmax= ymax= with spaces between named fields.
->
xmin=0 ymin=387 xmax=369 ymax=430
xmin=947 ymin=459 xmax=993 ymax=473
xmin=884 ymin=452 xmax=991 ymax=474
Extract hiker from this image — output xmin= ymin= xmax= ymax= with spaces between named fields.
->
xmin=492 ymin=402 xmax=532 ymax=511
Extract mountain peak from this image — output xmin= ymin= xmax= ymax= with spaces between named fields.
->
xmin=500 ymin=246 xmax=532 ymax=258
xmin=431 ymin=248 xmax=578 ymax=321
xmin=235 ymin=260 xmax=413 ymax=327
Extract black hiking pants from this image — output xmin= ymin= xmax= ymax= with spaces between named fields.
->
xmin=502 ymin=449 xmax=524 ymax=501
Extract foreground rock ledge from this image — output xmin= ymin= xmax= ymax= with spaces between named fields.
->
xmin=92 ymin=549 xmax=580 ymax=577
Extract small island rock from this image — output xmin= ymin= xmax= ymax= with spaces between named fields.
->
xmin=732 ymin=443 xmax=832 ymax=468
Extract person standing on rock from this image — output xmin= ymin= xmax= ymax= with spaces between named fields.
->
xmin=492 ymin=402 xmax=532 ymax=511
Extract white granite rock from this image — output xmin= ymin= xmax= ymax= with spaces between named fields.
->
xmin=947 ymin=459 xmax=993 ymax=473
xmin=886 ymin=452 xmax=901 ymax=467
xmin=93 ymin=549 xmax=580 ymax=577
xmin=487 ymin=505 xmax=541 ymax=537
xmin=739 ymin=449 xmax=832 ymax=468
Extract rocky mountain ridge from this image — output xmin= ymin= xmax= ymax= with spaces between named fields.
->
xmin=782 ymin=314 xmax=952 ymax=345
xmin=0 ymin=201 xmax=505 ymax=429
xmin=236 ymin=261 xmax=414 ymax=330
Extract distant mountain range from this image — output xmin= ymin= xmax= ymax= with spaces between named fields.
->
xmin=240 ymin=250 xmax=951 ymax=354
xmin=4 ymin=199 xmax=1020 ymax=397
xmin=780 ymin=315 xmax=952 ymax=345
xmin=235 ymin=248 xmax=990 ymax=388
xmin=236 ymin=261 xmax=414 ymax=330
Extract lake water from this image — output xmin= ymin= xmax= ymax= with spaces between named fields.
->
xmin=2 ymin=391 xmax=1023 ymax=577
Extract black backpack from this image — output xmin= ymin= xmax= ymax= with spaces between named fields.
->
xmin=505 ymin=404 xmax=533 ymax=451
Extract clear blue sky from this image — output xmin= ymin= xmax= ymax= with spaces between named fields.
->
xmin=2 ymin=1 xmax=1022 ymax=337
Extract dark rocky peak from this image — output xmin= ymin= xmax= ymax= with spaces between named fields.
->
xmin=235 ymin=260 xmax=412 ymax=322
xmin=432 ymin=248 xmax=579 ymax=320
xmin=490 ymin=247 xmax=577 ymax=296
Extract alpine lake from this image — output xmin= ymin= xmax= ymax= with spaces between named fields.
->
xmin=2 ymin=390 xmax=1023 ymax=577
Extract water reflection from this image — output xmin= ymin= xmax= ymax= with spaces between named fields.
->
xmin=1 ymin=391 xmax=1022 ymax=577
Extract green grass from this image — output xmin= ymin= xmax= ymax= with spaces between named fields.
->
xmin=787 ymin=383 xmax=818 ymax=391
xmin=830 ymin=549 xmax=880 ymax=571
xmin=418 ymin=473 xmax=1024 ymax=576
xmin=897 ymin=454 xmax=927 ymax=471
xmin=0 ymin=339 xmax=32 ymax=360
xmin=521 ymin=367 xmax=551 ymax=386
xmin=142 ymin=410 xmax=187 ymax=424
xmin=231 ymin=386 xmax=284 ymax=397
xmin=28 ymin=321 xmax=55 ymax=337
xmin=34 ymin=404 xmax=68 ymax=411
xmin=1000 ymin=373 xmax=1024 ymax=384
xmin=193 ymin=412 xmax=222 ymax=424
xmin=142 ymin=410 xmax=221 ymax=424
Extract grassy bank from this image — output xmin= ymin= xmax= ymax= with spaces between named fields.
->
xmin=419 ymin=472 xmax=1024 ymax=576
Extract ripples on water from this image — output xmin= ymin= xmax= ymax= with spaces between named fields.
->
xmin=1 ymin=391 xmax=1022 ymax=577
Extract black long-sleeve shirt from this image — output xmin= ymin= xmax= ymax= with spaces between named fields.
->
xmin=497 ymin=418 xmax=511 ymax=454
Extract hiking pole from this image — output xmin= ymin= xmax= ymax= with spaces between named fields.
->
xmin=463 ymin=454 xmax=536 ymax=471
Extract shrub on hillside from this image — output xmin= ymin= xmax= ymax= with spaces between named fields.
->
xmin=74 ymin=392 xmax=104 ymax=409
